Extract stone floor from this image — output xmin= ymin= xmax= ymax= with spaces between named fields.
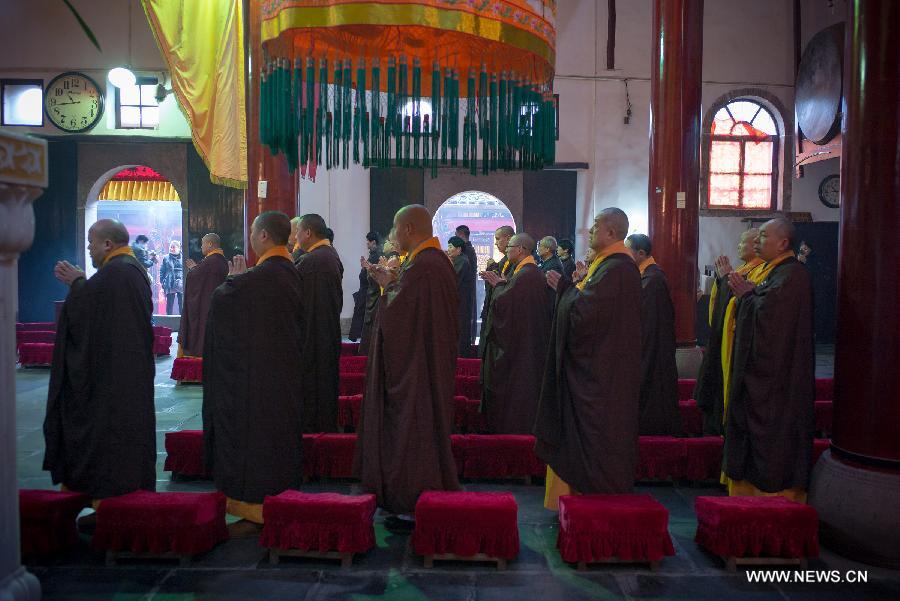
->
xmin=15 ymin=344 xmax=900 ymax=601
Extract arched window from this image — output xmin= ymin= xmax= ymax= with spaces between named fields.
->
xmin=708 ymin=99 xmax=779 ymax=210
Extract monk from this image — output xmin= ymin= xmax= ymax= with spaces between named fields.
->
xmin=178 ymin=233 xmax=228 ymax=357
xmin=44 ymin=219 xmax=156 ymax=502
xmin=349 ymin=231 xmax=382 ymax=342
xmin=480 ymin=233 xmax=554 ymax=433
xmin=355 ymin=204 xmax=461 ymax=531
xmin=479 ymin=225 xmax=514 ymax=344
xmin=694 ymin=228 xmax=762 ymax=436
xmin=724 ymin=218 xmax=815 ymax=502
xmin=288 ymin=216 xmax=305 ymax=263
xmin=624 ymin=234 xmax=681 ymax=435
xmin=447 ymin=236 xmax=476 ymax=357
xmin=455 ymin=224 xmax=479 ymax=351
xmin=534 ymin=208 xmax=642 ymax=509
xmin=203 ymin=211 xmax=305 ymax=529
xmin=294 ymin=214 xmax=344 ymax=433
xmin=538 ymin=236 xmax=563 ymax=275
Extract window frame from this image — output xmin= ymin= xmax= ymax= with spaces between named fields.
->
xmin=114 ymin=76 xmax=159 ymax=130
xmin=1 ymin=78 xmax=44 ymax=127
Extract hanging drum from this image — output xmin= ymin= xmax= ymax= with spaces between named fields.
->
xmin=796 ymin=23 xmax=844 ymax=146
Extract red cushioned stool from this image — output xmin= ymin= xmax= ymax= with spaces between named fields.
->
xmin=302 ymin=433 xmax=322 ymax=481
xmin=452 ymin=396 xmax=470 ymax=432
xmin=637 ymin=436 xmax=687 ymax=481
xmin=678 ymin=378 xmax=696 ymax=401
xmin=17 ymin=322 xmax=56 ymax=332
xmin=164 ymin=430 xmax=209 ymax=478
xmin=339 ymin=355 xmax=367 ymax=374
xmin=414 ymin=491 xmax=519 ymax=569
xmin=339 ymin=373 xmax=365 ymax=396
xmin=454 ymin=375 xmax=481 ymax=401
xmin=815 ymin=401 xmax=832 ymax=436
xmin=694 ymin=496 xmax=819 ymax=571
xmin=19 ymin=489 xmax=91 ymax=558
xmin=684 ymin=437 xmax=724 ymax=482
xmin=679 ymin=400 xmax=703 ymax=437
xmin=16 ymin=330 xmax=56 ymax=350
xmin=455 ymin=358 xmax=481 ymax=377
xmin=170 ymin=357 xmax=203 ymax=383
xmin=463 ymin=435 xmax=545 ymax=483
xmin=312 ymin=434 xmax=358 ymax=479
xmin=93 ymin=490 xmax=227 ymax=565
xmin=18 ymin=343 xmax=54 ymax=366
xmin=815 ymin=378 xmax=833 ymax=401
xmin=558 ymin=494 xmax=674 ymax=570
xmin=261 ymin=491 xmax=376 ymax=567
xmin=337 ymin=394 xmax=363 ymax=429
xmin=341 ymin=341 xmax=360 ymax=356
xmin=812 ymin=438 xmax=830 ymax=466
xmin=450 ymin=435 xmax=468 ymax=477
xmin=153 ymin=335 xmax=172 ymax=356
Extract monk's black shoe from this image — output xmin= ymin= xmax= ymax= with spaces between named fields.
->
xmin=384 ymin=515 xmax=415 ymax=534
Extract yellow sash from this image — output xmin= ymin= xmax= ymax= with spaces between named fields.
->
xmin=709 ymin=258 xmax=762 ymax=326
xmin=305 ymin=238 xmax=331 ymax=253
xmin=406 ymin=237 xmax=441 ymax=263
xmin=102 ymin=245 xmax=136 ymax=266
xmin=256 ymin=246 xmax=292 ymax=265
xmin=575 ymin=240 xmax=631 ymax=290
xmin=512 ymin=255 xmax=536 ymax=275
xmin=205 ymin=248 xmax=225 ymax=258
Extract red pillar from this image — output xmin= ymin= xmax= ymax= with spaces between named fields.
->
xmin=647 ymin=0 xmax=703 ymax=345
xmin=808 ymin=0 xmax=900 ymax=568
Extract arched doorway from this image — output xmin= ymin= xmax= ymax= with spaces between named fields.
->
xmin=432 ymin=191 xmax=516 ymax=328
xmin=85 ymin=165 xmax=184 ymax=316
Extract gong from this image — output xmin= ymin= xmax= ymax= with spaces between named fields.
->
xmin=796 ymin=23 xmax=844 ymax=145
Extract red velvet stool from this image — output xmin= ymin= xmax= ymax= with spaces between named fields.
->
xmin=339 ymin=355 xmax=367 ymax=374
xmin=454 ymin=375 xmax=481 ymax=401
xmin=312 ymin=434 xmax=358 ymax=479
xmin=164 ymin=430 xmax=209 ymax=478
xmin=679 ymin=400 xmax=703 ymax=437
xmin=261 ymin=491 xmax=377 ymax=567
xmin=677 ymin=378 xmax=696 ymax=401
xmin=684 ymin=437 xmax=725 ymax=482
xmin=694 ymin=495 xmax=819 ymax=571
xmin=152 ymin=326 xmax=173 ymax=356
xmin=815 ymin=401 xmax=833 ymax=436
xmin=302 ymin=433 xmax=322 ymax=481
xmin=455 ymin=358 xmax=482 ymax=377
xmin=338 ymin=394 xmax=363 ymax=429
xmin=170 ymin=357 xmax=203 ymax=383
xmin=17 ymin=322 xmax=57 ymax=331
xmin=452 ymin=396 xmax=476 ymax=432
xmin=812 ymin=438 xmax=830 ymax=466
xmin=18 ymin=343 xmax=54 ymax=366
xmin=339 ymin=373 xmax=365 ymax=396
xmin=557 ymin=494 xmax=674 ymax=570
xmin=16 ymin=330 xmax=56 ymax=350
xmin=19 ymin=489 xmax=91 ymax=558
xmin=463 ymin=435 xmax=545 ymax=483
xmin=341 ymin=341 xmax=360 ymax=356
xmin=413 ymin=491 xmax=519 ymax=569
xmin=636 ymin=436 xmax=687 ymax=481
xmin=814 ymin=378 xmax=833 ymax=401
xmin=93 ymin=491 xmax=227 ymax=565
xmin=450 ymin=435 xmax=468 ymax=477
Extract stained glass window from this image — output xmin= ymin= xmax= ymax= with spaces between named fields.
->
xmin=708 ymin=99 xmax=778 ymax=210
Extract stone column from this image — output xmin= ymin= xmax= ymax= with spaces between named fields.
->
xmin=648 ymin=0 xmax=703 ymax=347
xmin=0 ymin=130 xmax=46 ymax=600
xmin=808 ymin=0 xmax=900 ymax=568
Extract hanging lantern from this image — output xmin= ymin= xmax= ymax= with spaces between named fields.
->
xmin=259 ymin=0 xmax=557 ymax=177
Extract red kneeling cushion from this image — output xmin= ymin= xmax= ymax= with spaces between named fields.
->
xmin=153 ymin=326 xmax=173 ymax=337
xmin=815 ymin=401 xmax=832 ymax=435
xmin=339 ymin=373 xmax=365 ymax=397
xmin=815 ymin=378 xmax=833 ymax=401
xmin=338 ymin=395 xmax=363 ymax=428
xmin=454 ymin=375 xmax=481 ymax=401
xmin=19 ymin=489 xmax=91 ymax=558
xmin=684 ymin=437 xmax=724 ymax=481
xmin=413 ymin=491 xmax=519 ymax=559
xmin=18 ymin=343 xmax=54 ymax=366
xmin=679 ymin=400 xmax=703 ymax=437
xmin=261 ymin=491 xmax=376 ymax=554
xmin=339 ymin=355 xmax=367 ymax=374
xmin=16 ymin=330 xmax=56 ymax=348
xmin=153 ymin=335 xmax=172 ymax=356
xmin=450 ymin=435 xmax=468 ymax=477
xmin=303 ymin=433 xmax=322 ymax=479
xmin=341 ymin=342 xmax=360 ymax=356
xmin=557 ymin=494 xmax=675 ymax=563
xmin=312 ymin=434 xmax=358 ymax=478
xmin=164 ymin=430 xmax=209 ymax=477
xmin=171 ymin=357 xmax=203 ymax=382
xmin=694 ymin=496 xmax=819 ymax=558
xmin=93 ymin=491 xmax=227 ymax=556
xmin=637 ymin=436 xmax=687 ymax=480
xmin=455 ymin=358 xmax=481 ymax=378
xmin=678 ymin=378 xmax=696 ymax=402
xmin=463 ymin=435 xmax=545 ymax=479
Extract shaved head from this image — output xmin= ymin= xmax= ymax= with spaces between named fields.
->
xmin=496 ymin=225 xmax=515 ymax=238
xmin=511 ymin=233 xmax=536 ymax=253
xmin=254 ymin=211 xmax=291 ymax=245
xmin=738 ymin=227 xmax=759 ymax=262
xmin=90 ymin=219 xmax=129 ymax=246
xmin=756 ymin=217 xmax=795 ymax=261
xmin=202 ymin=233 xmax=221 ymax=249
xmin=765 ymin=218 xmax=795 ymax=247
xmin=394 ymin=204 xmax=434 ymax=252
xmin=597 ymin=208 xmax=629 ymax=239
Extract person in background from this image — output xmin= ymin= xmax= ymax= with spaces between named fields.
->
xmin=132 ymin=234 xmax=157 ymax=270
xmin=455 ymin=225 xmax=479 ymax=349
xmin=350 ymin=232 xmax=382 ymax=343
xmin=557 ymin=239 xmax=576 ymax=281
xmin=160 ymin=240 xmax=184 ymax=314
xmin=447 ymin=236 xmax=475 ymax=357
xmin=538 ymin=236 xmax=563 ymax=276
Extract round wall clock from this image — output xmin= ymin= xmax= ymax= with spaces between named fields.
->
xmin=44 ymin=72 xmax=104 ymax=133
xmin=818 ymin=174 xmax=840 ymax=209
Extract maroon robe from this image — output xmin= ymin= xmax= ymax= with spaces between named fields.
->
xmin=178 ymin=252 xmax=228 ymax=357
xmin=355 ymin=245 xmax=461 ymax=513
xmin=480 ymin=262 xmax=554 ymax=433
xmin=534 ymin=253 xmax=642 ymax=494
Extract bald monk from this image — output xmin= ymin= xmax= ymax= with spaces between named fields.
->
xmin=625 ymin=234 xmax=681 ymax=436
xmin=288 ymin=216 xmax=305 ymax=263
xmin=724 ymin=218 xmax=815 ymax=502
xmin=44 ymin=219 xmax=156 ymax=502
xmin=479 ymin=225 xmax=514 ymax=344
xmin=203 ymin=211 xmax=305 ymax=529
xmin=178 ymin=233 xmax=228 ymax=357
xmin=355 ymin=204 xmax=461 ymax=531
xmin=694 ymin=228 xmax=762 ymax=435
xmin=480 ymin=233 xmax=554 ymax=433
xmin=534 ymin=208 xmax=642 ymax=509
xmin=294 ymin=213 xmax=344 ymax=432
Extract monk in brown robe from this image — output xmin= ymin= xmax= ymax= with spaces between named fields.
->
xmin=694 ymin=228 xmax=762 ymax=435
xmin=178 ymin=233 xmax=228 ymax=357
xmin=355 ymin=204 xmax=460 ymax=531
xmin=724 ymin=218 xmax=815 ymax=502
xmin=479 ymin=225 xmax=514 ymax=344
xmin=447 ymin=236 xmax=476 ymax=357
xmin=44 ymin=219 xmax=156 ymax=503
xmin=625 ymin=234 xmax=681 ymax=436
xmin=480 ymin=233 xmax=554 ymax=433
xmin=203 ymin=211 xmax=305 ymax=530
xmin=534 ymin=208 xmax=642 ymax=509
xmin=294 ymin=213 xmax=344 ymax=433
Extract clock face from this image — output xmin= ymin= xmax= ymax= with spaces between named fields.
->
xmin=44 ymin=72 xmax=104 ymax=133
xmin=818 ymin=174 xmax=840 ymax=209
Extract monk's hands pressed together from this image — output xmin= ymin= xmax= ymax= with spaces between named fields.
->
xmin=369 ymin=265 xmax=397 ymax=289
xmin=727 ymin=272 xmax=755 ymax=298
xmin=228 ymin=255 xmax=248 ymax=276
xmin=715 ymin=255 xmax=734 ymax=278
xmin=546 ymin=269 xmax=562 ymax=291
xmin=53 ymin=261 xmax=85 ymax=286
xmin=572 ymin=260 xmax=588 ymax=283
xmin=184 ymin=258 xmax=197 ymax=270
xmin=385 ymin=256 xmax=401 ymax=271
xmin=481 ymin=271 xmax=506 ymax=288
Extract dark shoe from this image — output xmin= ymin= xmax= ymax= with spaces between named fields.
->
xmin=76 ymin=512 xmax=97 ymax=535
xmin=384 ymin=515 xmax=415 ymax=534
xmin=227 ymin=519 xmax=263 ymax=539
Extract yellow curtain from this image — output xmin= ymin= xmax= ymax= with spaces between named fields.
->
xmin=99 ymin=180 xmax=180 ymax=201
xmin=142 ymin=0 xmax=248 ymax=189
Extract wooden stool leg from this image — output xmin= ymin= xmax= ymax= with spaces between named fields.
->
xmin=649 ymin=560 xmax=660 ymax=572
xmin=340 ymin=553 xmax=352 ymax=568
xmin=497 ymin=558 xmax=507 ymax=571
xmin=424 ymin=556 xmax=434 ymax=568
xmin=269 ymin=549 xmax=280 ymax=564
xmin=577 ymin=561 xmax=586 ymax=571
xmin=726 ymin=557 xmax=737 ymax=572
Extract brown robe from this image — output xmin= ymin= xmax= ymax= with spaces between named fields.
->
xmin=44 ymin=253 xmax=156 ymax=498
xmin=294 ymin=244 xmax=344 ymax=432
xmin=694 ymin=272 xmax=734 ymax=435
xmin=479 ymin=255 xmax=509 ymax=348
xmin=637 ymin=263 xmax=682 ymax=435
xmin=355 ymin=245 xmax=461 ymax=513
xmin=452 ymin=253 xmax=476 ymax=357
xmin=480 ymin=263 xmax=554 ymax=433
xmin=178 ymin=252 xmax=228 ymax=357
xmin=203 ymin=256 xmax=306 ymax=503
xmin=534 ymin=253 xmax=642 ymax=494
xmin=724 ymin=258 xmax=815 ymax=492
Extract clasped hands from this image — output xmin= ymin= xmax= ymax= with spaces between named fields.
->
xmin=360 ymin=255 xmax=398 ymax=289
xmin=480 ymin=271 xmax=507 ymax=288
xmin=546 ymin=260 xmax=587 ymax=291
xmin=228 ymin=255 xmax=248 ymax=276
xmin=716 ymin=255 xmax=755 ymax=297
xmin=53 ymin=261 xmax=85 ymax=286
